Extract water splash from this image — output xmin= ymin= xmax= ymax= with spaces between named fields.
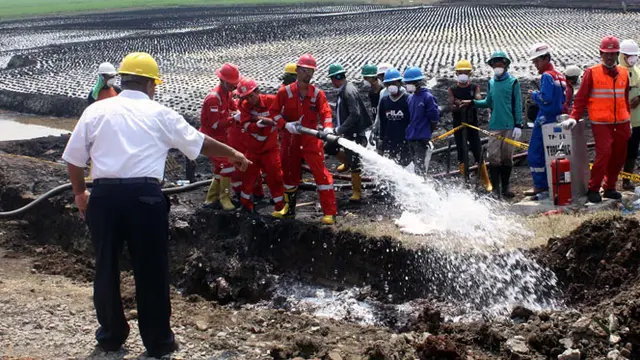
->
xmin=337 ymin=137 xmax=560 ymax=314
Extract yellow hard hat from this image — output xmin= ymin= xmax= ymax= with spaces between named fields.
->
xmin=118 ymin=52 xmax=163 ymax=85
xmin=455 ymin=59 xmax=473 ymax=71
xmin=283 ymin=63 xmax=297 ymax=75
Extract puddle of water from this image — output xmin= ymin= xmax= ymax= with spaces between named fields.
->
xmin=0 ymin=110 xmax=76 ymax=141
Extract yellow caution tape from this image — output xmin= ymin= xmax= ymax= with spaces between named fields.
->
xmin=462 ymin=123 xmax=529 ymax=150
xmin=588 ymin=163 xmax=640 ymax=183
xmin=0 ymin=153 xmax=64 ymax=167
xmin=432 ymin=125 xmax=464 ymax=143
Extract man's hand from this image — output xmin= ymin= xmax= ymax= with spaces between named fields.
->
xmin=323 ymin=127 xmax=336 ymax=135
xmin=631 ymin=96 xmax=640 ymax=110
xmin=256 ymin=117 xmax=276 ymax=127
xmin=528 ymin=89 xmax=535 ymax=96
xmin=229 ymin=150 xmax=251 ymax=172
xmin=75 ymin=190 xmax=90 ymax=220
xmin=285 ymin=121 xmax=301 ymax=135
xmin=512 ymin=127 xmax=522 ymax=141
xmin=460 ymin=100 xmax=473 ymax=107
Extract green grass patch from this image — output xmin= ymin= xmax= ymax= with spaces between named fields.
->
xmin=0 ymin=0 xmax=336 ymax=19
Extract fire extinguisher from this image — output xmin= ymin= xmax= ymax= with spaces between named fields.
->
xmin=551 ymin=150 xmax=572 ymax=206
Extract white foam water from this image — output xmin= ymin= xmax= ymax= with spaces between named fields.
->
xmin=338 ymin=138 xmax=560 ymax=314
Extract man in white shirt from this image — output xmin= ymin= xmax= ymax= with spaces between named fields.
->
xmin=62 ymin=52 xmax=249 ymax=358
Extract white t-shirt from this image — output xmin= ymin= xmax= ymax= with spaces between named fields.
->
xmin=62 ymin=90 xmax=205 ymax=181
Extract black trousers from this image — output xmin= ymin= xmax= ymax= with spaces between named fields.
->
xmin=453 ymin=124 xmax=482 ymax=164
xmin=324 ymin=135 xmax=367 ymax=173
xmin=409 ymin=140 xmax=430 ymax=177
xmin=86 ymin=180 xmax=174 ymax=355
xmin=626 ymin=126 xmax=640 ymax=162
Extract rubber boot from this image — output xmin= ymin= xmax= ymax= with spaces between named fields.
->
xmin=623 ymin=158 xmax=636 ymax=191
xmin=349 ymin=172 xmax=362 ymax=202
xmin=219 ymin=177 xmax=236 ymax=211
xmin=204 ymin=178 xmax=220 ymax=205
xmin=458 ymin=163 xmax=465 ymax=177
xmin=489 ymin=166 xmax=501 ymax=198
xmin=479 ymin=162 xmax=493 ymax=192
xmin=273 ymin=190 xmax=297 ymax=219
xmin=321 ymin=215 xmax=336 ymax=225
xmin=500 ymin=165 xmax=515 ymax=199
xmin=336 ymin=151 xmax=350 ymax=173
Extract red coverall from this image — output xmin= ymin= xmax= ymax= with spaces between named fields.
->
xmin=571 ymin=65 xmax=631 ymax=192
xmin=229 ymin=99 xmax=265 ymax=196
xmin=238 ymin=94 xmax=284 ymax=211
xmin=270 ymin=82 xmax=337 ymax=216
xmin=199 ymin=84 xmax=237 ymax=179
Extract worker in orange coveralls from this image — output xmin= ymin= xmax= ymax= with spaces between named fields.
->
xmin=199 ymin=63 xmax=241 ymax=211
xmin=269 ymin=54 xmax=337 ymax=225
xmin=235 ymin=78 xmax=286 ymax=216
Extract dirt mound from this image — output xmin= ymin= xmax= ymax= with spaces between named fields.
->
xmin=535 ymin=216 xmax=640 ymax=305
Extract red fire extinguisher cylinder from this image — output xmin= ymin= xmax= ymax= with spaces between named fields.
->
xmin=551 ymin=156 xmax=572 ymax=206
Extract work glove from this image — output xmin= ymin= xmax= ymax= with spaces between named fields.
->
xmin=512 ymin=127 xmax=522 ymax=141
xmin=323 ymin=127 xmax=336 ymax=135
xmin=285 ymin=121 xmax=301 ymax=135
xmin=232 ymin=112 xmax=241 ymax=122
xmin=368 ymin=132 xmax=376 ymax=146
xmin=560 ymin=118 xmax=577 ymax=130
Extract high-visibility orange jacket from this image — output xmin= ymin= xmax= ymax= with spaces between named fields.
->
xmin=571 ymin=64 xmax=631 ymax=124
xmin=270 ymin=82 xmax=333 ymax=131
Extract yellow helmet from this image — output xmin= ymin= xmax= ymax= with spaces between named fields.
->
xmin=118 ymin=52 xmax=163 ymax=85
xmin=455 ymin=59 xmax=473 ymax=71
xmin=283 ymin=63 xmax=297 ymax=75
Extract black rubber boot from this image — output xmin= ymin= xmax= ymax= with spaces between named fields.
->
xmin=285 ymin=191 xmax=297 ymax=218
xmin=587 ymin=190 xmax=602 ymax=203
xmin=489 ymin=166 xmax=501 ymax=198
xmin=603 ymin=189 xmax=622 ymax=200
xmin=500 ymin=165 xmax=515 ymax=199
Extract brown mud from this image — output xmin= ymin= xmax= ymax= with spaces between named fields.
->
xmin=1 ymin=137 xmax=639 ymax=359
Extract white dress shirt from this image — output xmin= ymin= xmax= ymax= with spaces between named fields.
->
xmin=62 ymin=90 xmax=205 ymax=181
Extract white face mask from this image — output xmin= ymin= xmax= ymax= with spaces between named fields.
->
xmin=405 ymin=84 xmax=417 ymax=93
xmin=387 ymin=85 xmax=399 ymax=95
xmin=628 ymin=56 xmax=638 ymax=66
xmin=493 ymin=68 xmax=505 ymax=77
xmin=456 ymin=74 xmax=470 ymax=83
xmin=106 ymin=78 xmax=116 ymax=87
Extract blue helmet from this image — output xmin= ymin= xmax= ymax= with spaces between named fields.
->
xmin=383 ymin=68 xmax=402 ymax=83
xmin=403 ymin=66 xmax=424 ymax=82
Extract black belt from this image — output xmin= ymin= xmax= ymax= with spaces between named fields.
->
xmin=92 ymin=177 xmax=160 ymax=185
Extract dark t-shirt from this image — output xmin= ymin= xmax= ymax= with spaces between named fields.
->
xmin=449 ymin=83 xmax=479 ymax=126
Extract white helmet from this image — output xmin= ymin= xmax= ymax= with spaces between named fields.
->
xmin=564 ymin=65 xmax=582 ymax=78
xmin=97 ymin=62 xmax=117 ymax=75
xmin=620 ymin=39 xmax=639 ymax=55
xmin=376 ymin=63 xmax=393 ymax=75
xmin=528 ymin=42 xmax=552 ymax=61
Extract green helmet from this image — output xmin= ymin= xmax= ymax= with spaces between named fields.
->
xmin=328 ymin=63 xmax=346 ymax=78
xmin=361 ymin=63 xmax=377 ymax=77
xmin=487 ymin=50 xmax=511 ymax=67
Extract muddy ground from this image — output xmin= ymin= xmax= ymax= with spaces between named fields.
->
xmin=1 ymin=135 xmax=639 ymax=360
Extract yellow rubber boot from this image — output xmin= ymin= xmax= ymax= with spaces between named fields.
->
xmin=479 ymin=162 xmax=493 ymax=192
xmin=458 ymin=163 xmax=465 ymax=177
xmin=219 ymin=177 xmax=236 ymax=211
xmin=321 ymin=215 xmax=336 ymax=225
xmin=204 ymin=178 xmax=220 ymax=204
xmin=336 ymin=151 xmax=350 ymax=173
xmin=272 ymin=190 xmax=296 ymax=219
xmin=349 ymin=172 xmax=362 ymax=202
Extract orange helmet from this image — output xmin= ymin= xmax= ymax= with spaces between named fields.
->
xmin=297 ymin=54 xmax=317 ymax=69
xmin=236 ymin=78 xmax=258 ymax=98
xmin=216 ymin=63 xmax=241 ymax=84
xmin=600 ymin=36 xmax=621 ymax=53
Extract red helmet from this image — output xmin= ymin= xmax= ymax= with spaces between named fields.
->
xmin=236 ymin=78 xmax=258 ymax=98
xmin=216 ymin=63 xmax=240 ymax=84
xmin=600 ymin=36 xmax=621 ymax=53
xmin=297 ymin=54 xmax=317 ymax=69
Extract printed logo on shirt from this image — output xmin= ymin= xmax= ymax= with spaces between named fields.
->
xmin=386 ymin=110 xmax=405 ymax=121
xmin=418 ymin=102 xmax=425 ymax=108
xmin=210 ymin=106 xmax=219 ymax=113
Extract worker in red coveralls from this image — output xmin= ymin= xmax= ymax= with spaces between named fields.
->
xmin=235 ymin=78 xmax=286 ymax=215
xmin=269 ymin=54 xmax=337 ymax=225
xmin=561 ymin=36 xmax=631 ymax=204
xmin=199 ymin=63 xmax=241 ymax=211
